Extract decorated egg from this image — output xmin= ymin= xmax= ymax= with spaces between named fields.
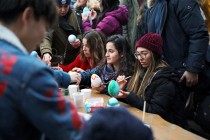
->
xmin=91 ymin=74 xmax=102 ymax=87
xmin=107 ymin=97 xmax=120 ymax=107
xmin=108 ymin=80 xmax=120 ymax=97
xmin=68 ymin=34 xmax=76 ymax=43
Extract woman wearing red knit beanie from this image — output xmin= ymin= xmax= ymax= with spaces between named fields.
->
xmin=116 ymin=32 xmax=189 ymax=129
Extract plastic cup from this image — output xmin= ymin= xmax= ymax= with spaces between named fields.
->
xmin=73 ymin=92 xmax=84 ymax=108
xmin=68 ymin=85 xmax=78 ymax=98
xmin=81 ymin=89 xmax=92 ymax=102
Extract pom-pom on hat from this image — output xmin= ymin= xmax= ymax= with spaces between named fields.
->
xmin=79 ymin=107 xmax=153 ymax=140
xmin=56 ymin=0 xmax=71 ymax=5
xmin=135 ymin=33 xmax=163 ymax=56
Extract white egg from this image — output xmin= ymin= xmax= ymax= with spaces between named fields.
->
xmin=91 ymin=74 xmax=102 ymax=87
xmin=68 ymin=34 xmax=76 ymax=43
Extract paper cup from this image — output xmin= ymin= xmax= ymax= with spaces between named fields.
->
xmin=68 ymin=85 xmax=78 ymax=98
xmin=81 ymin=89 xmax=92 ymax=102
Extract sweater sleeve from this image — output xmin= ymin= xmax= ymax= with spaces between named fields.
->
xmin=53 ymin=70 xmax=71 ymax=88
xmin=40 ymin=30 xmax=53 ymax=56
xmin=20 ymin=66 xmax=83 ymax=140
xmin=125 ymin=80 xmax=176 ymax=117
xmin=60 ymin=54 xmax=82 ymax=72
xmin=95 ymin=16 xmax=119 ymax=36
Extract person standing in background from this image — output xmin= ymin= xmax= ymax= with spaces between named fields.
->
xmin=71 ymin=0 xmax=77 ymax=10
xmin=119 ymin=0 xmax=143 ymax=52
xmin=40 ymin=0 xmax=82 ymax=66
xmin=137 ymin=0 xmax=209 ymax=88
xmin=82 ymin=0 xmax=128 ymax=37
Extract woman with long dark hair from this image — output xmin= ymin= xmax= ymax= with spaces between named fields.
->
xmin=79 ymin=34 xmax=135 ymax=94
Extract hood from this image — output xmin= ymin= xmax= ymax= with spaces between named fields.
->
xmin=105 ymin=5 xmax=128 ymax=25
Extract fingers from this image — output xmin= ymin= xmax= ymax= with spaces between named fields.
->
xmin=179 ymin=75 xmax=185 ymax=83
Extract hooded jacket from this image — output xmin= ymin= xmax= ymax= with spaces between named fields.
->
xmin=83 ymin=5 xmax=128 ymax=36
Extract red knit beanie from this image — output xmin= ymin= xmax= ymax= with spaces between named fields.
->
xmin=135 ymin=33 xmax=163 ymax=56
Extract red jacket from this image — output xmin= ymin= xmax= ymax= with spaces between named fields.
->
xmin=60 ymin=54 xmax=92 ymax=72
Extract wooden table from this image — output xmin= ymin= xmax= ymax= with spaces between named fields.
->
xmin=65 ymin=91 xmax=205 ymax=140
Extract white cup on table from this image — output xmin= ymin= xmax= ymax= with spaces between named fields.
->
xmin=81 ymin=89 xmax=92 ymax=102
xmin=73 ymin=92 xmax=84 ymax=108
xmin=68 ymin=85 xmax=78 ymax=98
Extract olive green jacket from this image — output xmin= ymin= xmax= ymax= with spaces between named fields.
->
xmin=40 ymin=11 xmax=82 ymax=65
xmin=120 ymin=0 xmax=140 ymax=52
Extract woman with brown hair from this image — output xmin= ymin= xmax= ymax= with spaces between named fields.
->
xmin=60 ymin=29 xmax=106 ymax=72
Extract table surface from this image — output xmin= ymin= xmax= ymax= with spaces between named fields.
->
xmin=65 ymin=90 xmax=205 ymax=140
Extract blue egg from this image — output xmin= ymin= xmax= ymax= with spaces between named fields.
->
xmin=107 ymin=97 xmax=120 ymax=107
xmin=83 ymin=7 xmax=90 ymax=13
xmin=30 ymin=51 xmax=38 ymax=57
xmin=108 ymin=80 xmax=120 ymax=97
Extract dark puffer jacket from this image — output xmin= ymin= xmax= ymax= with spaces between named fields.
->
xmin=125 ymin=67 xmax=188 ymax=128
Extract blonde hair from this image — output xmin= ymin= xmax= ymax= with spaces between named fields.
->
xmin=127 ymin=52 xmax=168 ymax=98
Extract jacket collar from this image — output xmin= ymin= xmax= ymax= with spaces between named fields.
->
xmin=0 ymin=24 xmax=28 ymax=54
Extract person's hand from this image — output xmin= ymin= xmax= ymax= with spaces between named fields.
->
xmin=91 ymin=82 xmax=105 ymax=93
xmin=179 ymin=71 xmax=199 ymax=87
xmin=69 ymin=72 xmax=81 ymax=85
xmin=82 ymin=11 xmax=91 ymax=21
xmin=42 ymin=53 xmax=52 ymax=66
xmin=90 ymin=9 xmax=97 ymax=20
xmin=72 ymin=67 xmax=85 ymax=73
xmin=70 ymin=39 xmax=81 ymax=48
xmin=115 ymin=90 xmax=129 ymax=98
xmin=116 ymin=75 xmax=127 ymax=89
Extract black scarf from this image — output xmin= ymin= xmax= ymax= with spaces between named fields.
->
xmin=59 ymin=10 xmax=77 ymax=35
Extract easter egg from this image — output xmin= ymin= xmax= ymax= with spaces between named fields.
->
xmin=83 ymin=7 xmax=90 ymax=13
xmin=68 ymin=34 xmax=76 ymax=43
xmin=30 ymin=51 xmax=38 ymax=57
xmin=107 ymin=97 xmax=120 ymax=107
xmin=91 ymin=74 xmax=102 ymax=87
xmin=108 ymin=80 xmax=120 ymax=97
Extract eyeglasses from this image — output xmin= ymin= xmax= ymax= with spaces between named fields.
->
xmin=134 ymin=51 xmax=150 ymax=59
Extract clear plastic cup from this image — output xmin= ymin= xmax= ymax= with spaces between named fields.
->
xmin=73 ymin=92 xmax=84 ymax=108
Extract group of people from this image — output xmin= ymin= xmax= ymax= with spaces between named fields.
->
xmin=0 ymin=0 xmax=210 ymax=139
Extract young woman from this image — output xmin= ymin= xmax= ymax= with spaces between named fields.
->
xmin=82 ymin=0 xmax=128 ymax=37
xmin=116 ymin=33 xmax=188 ymax=129
xmin=59 ymin=30 xmax=106 ymax=72
xmin=79 ymin=35 xmax=135 ymax=94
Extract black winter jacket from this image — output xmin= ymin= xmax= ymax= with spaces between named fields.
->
xmin=125 ymin=67 xmax=188 ymax=128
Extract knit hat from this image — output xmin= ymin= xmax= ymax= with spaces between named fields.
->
xmin=80 ymin=107 xmax=153 ymax=140
xmin=56 ymin=0 xmax=71 ymax=5
xmin=135 ymin=33 xmax=163 ymax=56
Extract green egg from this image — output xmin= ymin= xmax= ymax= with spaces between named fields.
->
xmin=108 ymin=80 xmax=120 ymax=97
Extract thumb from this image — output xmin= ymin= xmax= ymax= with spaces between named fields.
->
xmin=179 ymin=74 xmax=185 ymax=83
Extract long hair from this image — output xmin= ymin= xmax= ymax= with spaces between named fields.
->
xmin=97 ymin=0 xmax=120 ymax=23
xmin=127 ymin=51 xmax=168 ymax=98
xmin=80 ymin=30 xmax=106 ymax=67
xmin=98 ymin=35 xmax=135 ymax=76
